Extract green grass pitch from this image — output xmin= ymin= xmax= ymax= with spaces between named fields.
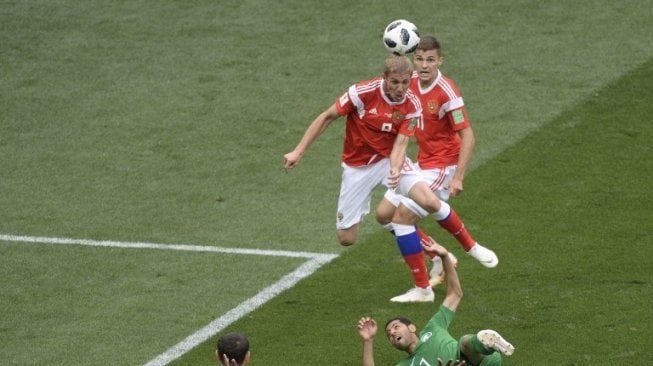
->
xmin=1 ymin=1 xmax=651 ymax=365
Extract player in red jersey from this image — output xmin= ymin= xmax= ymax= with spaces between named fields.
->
xmin=376 ymin=36 xmax=499 ymax=302
xmin=284 ymin=55 xmax=422 ymax=246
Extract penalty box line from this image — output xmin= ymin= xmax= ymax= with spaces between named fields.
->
xmin=0 ymin=233 xmax=339 ymax=366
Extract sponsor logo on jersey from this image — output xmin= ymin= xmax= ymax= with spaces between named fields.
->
xmin=420 ymin=331 xmax=433 ymax=342
xmin=369 ymin=108 xmax=378 ymax=115
xmin=452 ymin=109 xmax=464 ymax=124
xmin=428 ymin=101 xmax=439 ymax=114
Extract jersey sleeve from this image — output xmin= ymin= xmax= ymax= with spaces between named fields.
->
xmin=446 ymin=106 xmax=471 ymax=131
xmin=439 ymin=77 xmax=470 ymax=131
xmin=397 ymin=92 xmax=423 ymax=136
xmin=424 ymin=305 xmax=455 ymax=332
xmin=335 ymin=89 xmax=353 ymax=116
xmin=397 ymin=117 xmax=419 ymax=136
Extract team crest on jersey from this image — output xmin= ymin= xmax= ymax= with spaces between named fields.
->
xmin=391 ymin=110 xmax=404 ymax=123
xmin=428 ymin=101 xmax=439 ymax=114
xmin=420 ymin=332 xmax=433 ymax=342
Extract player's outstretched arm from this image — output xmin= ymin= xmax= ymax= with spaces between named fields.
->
xmin=421 ymin=240 xmax=463 ymax=311
xmin=357 ymin=317 xmax=378 ymax=366
xmin=283 ymin=104 xmax=340 ymax=171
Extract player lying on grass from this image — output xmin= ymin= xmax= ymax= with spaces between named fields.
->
xmin=357 ymin=239 xmax=514 ymax=365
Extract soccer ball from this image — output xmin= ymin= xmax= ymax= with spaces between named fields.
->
xmin=383 ymin=19 xmax=420 ymax=55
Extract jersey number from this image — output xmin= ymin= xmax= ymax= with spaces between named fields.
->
xmin=381 ymin=123 xmax=392 ymax=132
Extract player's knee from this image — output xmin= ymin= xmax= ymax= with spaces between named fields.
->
xmin=392 ymin=205 xmax=420 ymax=225
xmin=337 ymin=229 xmax=357 ymax=246
xmin=376 ymin=198 xmax=396 ymax=225
xmin=375 ymin=209 xmax=392 ymax=225
xmin=338 ymin=239 xmax=355 ymax=246
xmin=459 ymin=335 xmax=473 ymax=356
xmin=419 ymin=197 xmax=441 ymax=213
xmin=408 ymin=183 xmax=442 ymax=213
xmin=337 ymin=237 xmax=356 ymax=246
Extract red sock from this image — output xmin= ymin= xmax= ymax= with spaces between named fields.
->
xmin=437 ymin=209 xmax=476 ymax=251
xmin=416 ymin=227 xmax=437 ymax=259
xmin=403 ymin=252 xmax=430 ymax=288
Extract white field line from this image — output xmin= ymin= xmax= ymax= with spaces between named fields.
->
xmin=0 ymin=234 xmax=330 ymax=259
xmin=0 ymin=234 xmax=338 ymax=366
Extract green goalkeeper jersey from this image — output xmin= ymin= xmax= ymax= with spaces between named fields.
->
xmin=394 ymin=305 xmax=461 ymax=366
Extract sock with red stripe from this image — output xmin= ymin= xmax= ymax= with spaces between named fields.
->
xmin=392 ymin=223 xmax=430 ymax=288
xmin=415 ymin=227 xmax=437 ymax=259
xmin=432 ymin=201 xmax=476 ymax=252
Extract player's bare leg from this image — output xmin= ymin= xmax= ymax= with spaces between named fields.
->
xmin=337 ymin=224 xmax=360 ymax=246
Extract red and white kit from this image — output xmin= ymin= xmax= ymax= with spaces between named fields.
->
xmin=335 ymin=76 xmax=422 ymax=229
xmin=415 ymin=70 xmax=471 ymax=201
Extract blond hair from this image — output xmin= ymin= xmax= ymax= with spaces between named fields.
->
xmin=383 ymin=54 xmax=413 ymax=76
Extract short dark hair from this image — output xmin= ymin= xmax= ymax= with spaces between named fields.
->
xmin=416 ymin=35 xmax=442 ymax=53
xmin=384 ymin=316 xmax=413 ymax=331
xmin=217 ymin=332 xmax=249 ymax=364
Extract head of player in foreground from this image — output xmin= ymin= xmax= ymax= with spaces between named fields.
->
xmin=216 ymin=332 xmax=250 ymax=366
xmin=382 ymin=55 xmax=413 ymax=102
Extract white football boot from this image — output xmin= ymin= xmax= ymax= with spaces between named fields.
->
xmin=477 ymin=329 xmax=515 ymax=356
xmin=390 ymin=286 xmax=435 ymax=303
xmin=467 ymin=243 xmax=499 ymax=268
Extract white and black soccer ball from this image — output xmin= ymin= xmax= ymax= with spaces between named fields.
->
xmin=383 ymin=19 xmax=420 ymax=55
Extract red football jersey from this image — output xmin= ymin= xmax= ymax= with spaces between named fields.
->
xmin=411 ymin=71 xmax=471 ymax=169
xmin=335 ymin=77 xmax=422 ymax=167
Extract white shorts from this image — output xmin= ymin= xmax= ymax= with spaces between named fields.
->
xmin=418 ymin=164 xmax=458 ymax=202
xmin=336 ymin=159 xmax=391 ymax=229
xmin=383 ymin=163 xmax=458 ymax=217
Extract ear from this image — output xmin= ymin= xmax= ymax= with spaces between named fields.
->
xmin=244 ymin=351 xmax=251 ymax=363
xmin=408 ymin=324 xmax=417 ymax=333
